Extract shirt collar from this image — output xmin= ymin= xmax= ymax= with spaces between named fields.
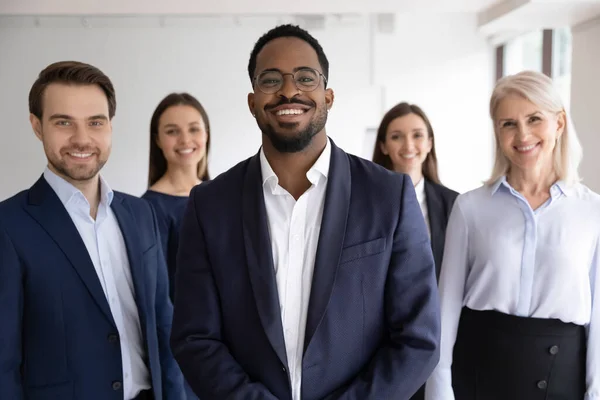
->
xmin=43 ymin=166 xmax=114 ymax=208
xmin=490 ymin=175 xmax=572 ymax=198
xmin=414 ymin=177 xmax=426 ymax=201
xmin=259 ymin=138 xmax=331 ymax=195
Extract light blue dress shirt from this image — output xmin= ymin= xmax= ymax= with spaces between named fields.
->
xmin=425 ymin=177 xmax=600 ymax=400
xmin=43 ymin=167 xmax=151 ymax=400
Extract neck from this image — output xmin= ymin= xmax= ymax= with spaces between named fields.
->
xmin=409 ymin=170 xmax=424 ymax=187
xmin=395 ymin=166 xmax=423 ymax=187
xmin=507 ymin=163 xmax=557 ymax=196
xmin=49 ymin=164 xmax=101 ymax=219
xmin=164 ymin=164 xmax=201 ymax=194
xmin=262 ymin=132 xmax=327 ymax=200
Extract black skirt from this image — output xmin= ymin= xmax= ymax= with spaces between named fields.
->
xmin=451 ymin=307 xmax=586 ymax=400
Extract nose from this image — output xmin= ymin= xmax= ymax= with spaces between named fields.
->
xmin=516 ymin=121 xmax=531 ymax=139
xmin=278 ymin=74 xmax=301 ymax=99
xmin=401 ymin=137 xmax=414 ymax=152
xmin=70 ymin=125 xmax=93 ymax=146
xmin=179 ymin=130 xmax=192 ymax=145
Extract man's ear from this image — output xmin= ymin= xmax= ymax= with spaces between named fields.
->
xmin=248 ymin=93 xmax=256 ymax=118
xmin=325 ymin=88 xmax=334 ymax=112
xmin=30 ymin=114 xmax=43 ymax=141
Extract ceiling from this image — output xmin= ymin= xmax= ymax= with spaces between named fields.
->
xmin=0 ymin=0 xmax=505 ymax=15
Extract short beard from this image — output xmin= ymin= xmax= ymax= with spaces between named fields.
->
xmin=261 ymin=105 xmax=327 ymax=153
xmin=50 ymin=158 xmax=106 ymax=182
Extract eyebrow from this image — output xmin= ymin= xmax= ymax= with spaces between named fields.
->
xmin=389 ymin=128 xmax=425 ymax=134
xmin=48 ymin=114 xmax=108 ymax=121
xmin=498 ymin=111 xmax=542 ymax=123
xmin=258 ymin=66 xmax=320 ymax=75
xmin=163 ymin=121 xmax=201 ymax=129
xmin=88 ymin=115 xmax=109 ymax=121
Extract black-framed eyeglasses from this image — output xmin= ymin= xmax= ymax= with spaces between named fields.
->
xmin=253 ymin=67 xmax=327 ymax=94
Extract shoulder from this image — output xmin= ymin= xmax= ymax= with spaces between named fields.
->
xmin=426 ymin=180 xmax=459 ymax=200
xmin=0 ymin=189 xmax=28 ymax=214
xmin=0 ymin=190 xmax=30 ymax=232
xmin=565 ymin=183 xmax=600 ymax=214
xmin=451 ymin=184 xmax=491 ymax=215
xmin=114 ymin=191 xmax=155 ymax=218
xmin=346 ymin=153 xmax=406 ymax=189
xmin=190 ymin=157 xmax=250 ymax=202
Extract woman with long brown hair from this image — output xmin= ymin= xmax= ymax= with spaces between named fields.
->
xmin=142 ymin=92 xmax=210 ymax=400
xmin=373 ymin=102 xmax=457 ymax=400
xmin=142 ymin=92 xmax=210 ymax=299
xmin=373 ymin=102 xmax=458 ymax=279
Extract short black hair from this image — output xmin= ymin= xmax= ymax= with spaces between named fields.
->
xmin=247 ymin=24 xmax=329 ymax=86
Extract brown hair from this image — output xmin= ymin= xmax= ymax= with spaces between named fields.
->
xmin=29 ymin=61 xmax=116 ymax=120
xmin=372 ymin=102 xmax=440 ymax=184
xmin=148 ymin=93 xmax=211 ymax=186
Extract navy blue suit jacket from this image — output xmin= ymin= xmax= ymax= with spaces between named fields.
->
xmin=171 ymin=141 xmax=441 ymax=400
xmin=0 ymin=177 xmax=185 ymax=400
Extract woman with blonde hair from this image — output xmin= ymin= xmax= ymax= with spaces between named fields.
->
xmin=425 ymin=71 xmax=599 ymax=400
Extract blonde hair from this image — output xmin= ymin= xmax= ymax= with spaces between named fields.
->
xmin=486 ymin=70 xmax=582 ymax=185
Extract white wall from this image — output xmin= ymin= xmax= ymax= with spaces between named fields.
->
xmin=571 ymin=16 xmax=600 ymax=192
xmin=0 ymin=13 xmax=494 ymax=200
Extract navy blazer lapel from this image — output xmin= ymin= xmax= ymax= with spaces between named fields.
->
xmin=424 ymin=180 xmax=444 ymax=279
xmin=304 ymin=142 xmax=351 ymax=353
xmin=242 ymin=153 xmax=288 ymax=368
xmin=25 ymin=176 xmax=116 ymax=327
xmin=111 ymin=195 xmax=149 ymax=335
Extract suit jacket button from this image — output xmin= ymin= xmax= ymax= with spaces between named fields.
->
xmin=537 ymin=380 xmax=547 ymax=390
xmin=112 ymin=381 xmax=122 ymax=390
xmin=549 ymin=345 xmax=559 ymax=355
xmin=107 ymin=334 xmax=118 ymax=343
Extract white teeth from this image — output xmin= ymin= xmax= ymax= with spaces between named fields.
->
xmin=177 ymin=149 xmax=194 ymax=155
xmin=276 ymin=109 xmax=304 ymax=116
xmin=70 ymin=153 xmax=92 ymax=158
xmin=517 ymin=144 xmax=537 ymax=152
xmin=401 ymin=154 xmax=416 ymax=159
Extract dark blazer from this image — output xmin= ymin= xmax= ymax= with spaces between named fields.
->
xmin=170 ymin=140 xmax=441 ymax=400
xmin=410 ymin=179 xmax=458 ymax=400
xmin=424 ymin=179 xmax=459 ymax=280
xmin=0 ymin=177 xmax=184 ymax=400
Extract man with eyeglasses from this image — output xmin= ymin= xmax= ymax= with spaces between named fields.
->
xmin=171 ymin=24 xmax=440 ymax=400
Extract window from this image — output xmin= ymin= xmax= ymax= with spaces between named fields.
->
xmin=552 ymin=27 xmax=573 ymax=109
xmin=495 ymin=28 xmax=573 ymax=108
xmin=503 ymin=30 xmax=544 ymax=76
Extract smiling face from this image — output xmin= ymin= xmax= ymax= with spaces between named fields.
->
xmin=155 ymin=104 xmax=208 ymax=170
xmin=380 ymin=113 xmax=432 ymax=175
xmin=247 ymin=37 xmax=334 ymax=153
xmin=494 ymin=93 xmax=565 ymax=175
xmin=30 ymin=83 xmax=112 ymax=184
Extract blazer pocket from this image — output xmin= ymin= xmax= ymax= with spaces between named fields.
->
xmin=339 ymin=237 xmax=386 ymax=265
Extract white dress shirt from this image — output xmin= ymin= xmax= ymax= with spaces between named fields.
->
xmin=44 ymin=168 xmax=151 ymax=400
xmin=259 ymin=139 xmax=331 ymax=400
xmin=425 ymin=177 xmax=600 ymax=400
xmin=414 ymin=178 xmax=430 ymax=237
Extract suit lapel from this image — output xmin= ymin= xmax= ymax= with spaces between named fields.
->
xmin=25 ymin=177 xmax=116 ymax=327
xmin=424 ymin=180 xmax=444 ymax=279
xmin=111 ymin=195 xmax=149 ymax=335
xmin=242 ymin=154 xmax=288 ymax=368
xmin=304 ymin=143 xmax=351 ymax=353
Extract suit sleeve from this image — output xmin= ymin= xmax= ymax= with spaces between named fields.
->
xmin=0 ymin=226 xmax=24 ymax=400
xmin=324 ymin=174 xmax=441 ymax=400
xmin=170 ymin=187 xmax=279 ymax=400
xmin=150 ymin=205 xmax=185 ymax=399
